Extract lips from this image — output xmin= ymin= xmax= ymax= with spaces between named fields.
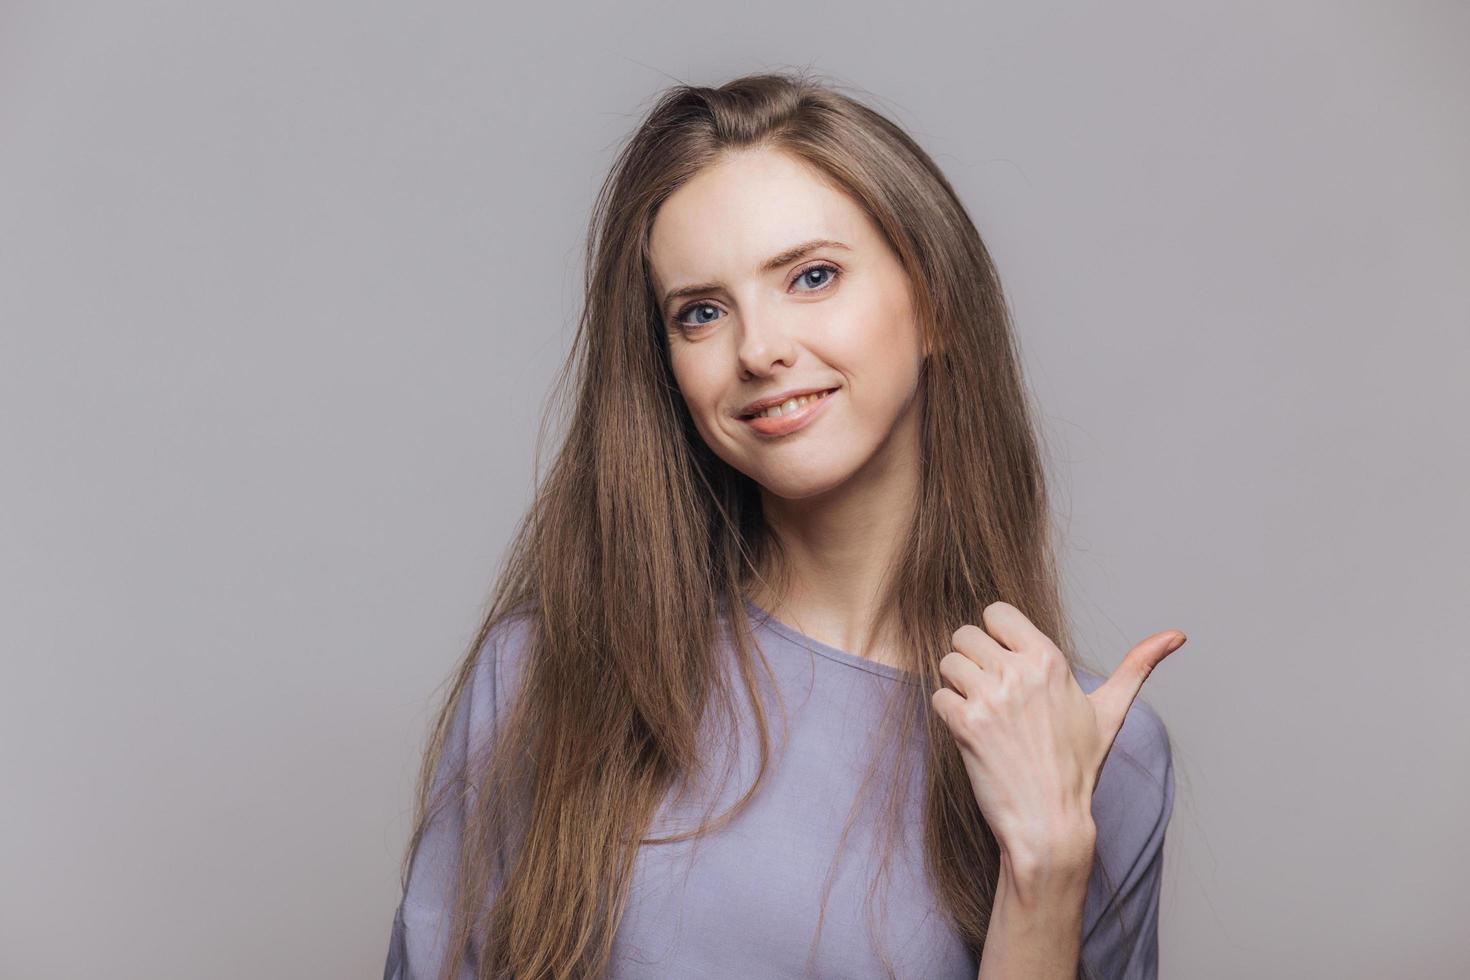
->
xmin=737 ymin=387 xmax=840 ymax=419
xmin=738 ymin=386 xmax=839 ymax=437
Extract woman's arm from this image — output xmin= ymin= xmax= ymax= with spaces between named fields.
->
xmin=977 ymin=827 xmax=1097 ymax=980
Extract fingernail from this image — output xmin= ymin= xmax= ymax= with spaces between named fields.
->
xmin=1164 ymin=633 xmax=1187 ymax=654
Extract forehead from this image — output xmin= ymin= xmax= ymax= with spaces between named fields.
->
xmin=648 ymin=148 xmax=871 ymax=285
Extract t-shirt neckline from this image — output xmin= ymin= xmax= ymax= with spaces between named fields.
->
xmin=740 ymin=595 xmax=921 ymax=685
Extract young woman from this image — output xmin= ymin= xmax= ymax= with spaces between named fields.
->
xmin=383 ymin=70 xmax=1184 ymax=980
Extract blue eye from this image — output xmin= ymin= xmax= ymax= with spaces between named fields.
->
xmin=793 ymin=263 xmax=837 ymax=291
xmin=677 ymin=303 xmax=723 ymax=328
xmin=672 ymin=261 xmax=843 ymax=332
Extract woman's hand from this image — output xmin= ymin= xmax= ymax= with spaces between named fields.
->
xmin=931 ymin=601 xmax=1186 ymax=871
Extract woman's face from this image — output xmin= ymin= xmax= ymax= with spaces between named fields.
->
xmin=647 ymin=147 xmax=927 ymax=501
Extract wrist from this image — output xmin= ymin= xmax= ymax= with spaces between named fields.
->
xmin=1000 ymin=819 xmax=1097 ymax=885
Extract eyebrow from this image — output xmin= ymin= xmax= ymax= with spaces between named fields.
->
xmin=660 ymin=238 xmax=851 ymax=311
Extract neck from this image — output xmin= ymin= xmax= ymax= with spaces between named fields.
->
xmin=748 ymin=399 xmax=921 ymax=663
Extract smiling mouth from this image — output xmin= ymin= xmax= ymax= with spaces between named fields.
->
xmin=739 ymin=388 xmax=839 ymax=420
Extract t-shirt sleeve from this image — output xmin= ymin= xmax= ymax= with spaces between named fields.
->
xmin=1073 ymin=668 xmax=1176 ymax=980
xmin=383 ymin=616 xmax=528 ymax=980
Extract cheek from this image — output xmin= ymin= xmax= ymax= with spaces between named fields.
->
xmin=670 ymin=356 xmax=724 ymax=424
xmin=873 ymin=307 xmax=923 ymax=356
xmin=835 ymin=276 xmax=919 ymax=353
xmin=830 ymin=307 xmax=923 ymax=387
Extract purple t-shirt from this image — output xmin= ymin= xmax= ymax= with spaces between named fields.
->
xmin=384 ymin=599 xmax=1174 ymax=979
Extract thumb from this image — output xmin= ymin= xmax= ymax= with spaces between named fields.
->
xmin=1090 ymin=630 xmax=1186 ymax=744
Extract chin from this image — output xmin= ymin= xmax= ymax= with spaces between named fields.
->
xmin=749 ymin=465 xmax=855 ymax=501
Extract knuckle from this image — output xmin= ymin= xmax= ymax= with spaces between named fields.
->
xmin=995 ymin=672 xmax=1019 ymax=701
xmin=1041 ymin=646 xmax=1066 ymax=678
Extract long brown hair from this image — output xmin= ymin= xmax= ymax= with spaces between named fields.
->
xmin=397 ymin=68 xmax=1135 ymax=980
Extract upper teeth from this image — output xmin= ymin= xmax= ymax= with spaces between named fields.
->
xmin=753 ymin=389 xmax=832 ymax=419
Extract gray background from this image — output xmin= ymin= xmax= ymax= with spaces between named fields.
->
xmin=2 ymin=2 xmax=1466 ymax=977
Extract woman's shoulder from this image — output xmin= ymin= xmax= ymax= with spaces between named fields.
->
xmin=477 ymin=608 xmax=536 ymax=680
xmin=458 ymin=609 xmax=537 ymax=754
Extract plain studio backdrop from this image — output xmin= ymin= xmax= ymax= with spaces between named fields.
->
xmin=2 ymin=2 xmax=1466 ymax=978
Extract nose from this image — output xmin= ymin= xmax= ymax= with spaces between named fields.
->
xmin=735 ymin=301 xmax=799 ymax=378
